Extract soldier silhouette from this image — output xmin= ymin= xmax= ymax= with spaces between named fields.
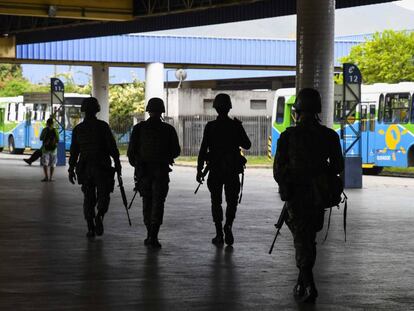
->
xmin=127 ymin=97 xmax=181 ymax=249
xmin=197 ymin=93 xmax=251 ymax=246
xmin=68 ymin=97 xmax=121 ymax=238
xmin=273 ymin=88 xmax=344 ymax=303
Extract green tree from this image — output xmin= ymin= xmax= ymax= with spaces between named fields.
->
xmin=109 ymin=79 xmax=145 ymax=132
xmin=340 ymin=30 xmax=414 ymax=84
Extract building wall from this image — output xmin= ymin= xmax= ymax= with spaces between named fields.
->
xmin=165 ymin=88 xmax=275 ymax=117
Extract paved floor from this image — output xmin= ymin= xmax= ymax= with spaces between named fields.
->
xmin=1 ymin=156 xmax=414 ymax=310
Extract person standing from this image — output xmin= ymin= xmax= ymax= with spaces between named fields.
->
xmin=39 ymin=118 xmax=59 ymax=182
xmin=68 ymin=97 xmax=121 ymax=238
xmin=273 ymin=88 xmax=344 ymax=303
xmin=127 ymin=97 xmax=180 ymax=249
xmin=197 ymin=93 xmax=251 ymax=246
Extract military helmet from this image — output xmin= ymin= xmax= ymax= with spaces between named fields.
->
xmin=294 ymin=88 xmax=322 ymax=113
xmin=146 ymin=97 xmax=165 ymax=113
xmin=213 ymin=93 xmax=232 ymax=110
xmin=81 ymin=97 xmax=100 ymax=114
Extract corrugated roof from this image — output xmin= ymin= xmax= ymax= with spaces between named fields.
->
xmin=16 ymin=35 xmax=360 ymax=69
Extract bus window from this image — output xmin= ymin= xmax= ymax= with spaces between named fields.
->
xmin=378 ymin=94 xmax=384 ymax=123
xmin=334 ymin=100 xmax=342 ymax=122
xmin=66 ymin=106 xmax=82 ymax=130
xmin=384 ymin=93 xmax=410 ymax=124
xmin=411 ymin=93 xmax=414 ymax=124
xmin=369 ymin=104 xmax=376 ymax=131
xmin=276 ymin=97 xmax=285 ymax=124
xmin=361 ymin=105 xmax=367 ymax=132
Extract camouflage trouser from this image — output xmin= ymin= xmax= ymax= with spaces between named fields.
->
xmin=80 ymin=167 xmax=114 ymax=221
xmin=137 ymin=166 xmax=170 ymax=226
xmin=207 ymin=171 xmax=240 ymax=224
xmin=285 ymin=186 xmax=325 ymax=269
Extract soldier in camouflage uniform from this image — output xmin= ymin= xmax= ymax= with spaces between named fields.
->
xmin=127 ymin=97 xmax=180 ymax=249
xmin=197 ymin=93 xmax=251 ymax=246
xmin=273 ymin=88 xmax=343 ymax=303
xmin=68 ymin=97 xmax=121 ymax=238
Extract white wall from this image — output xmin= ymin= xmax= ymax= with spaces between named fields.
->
xmin=165 ymin=88 xmax=275 ymax=118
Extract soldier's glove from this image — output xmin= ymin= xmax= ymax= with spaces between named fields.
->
xmin=196 ymin=171 xmax=204 ymax=184
xmin=68 ymin=169 xmax=77 ymax=185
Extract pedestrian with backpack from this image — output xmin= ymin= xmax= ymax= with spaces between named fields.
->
xmin=39 ymin=118 xmax=59 ymax=182
xmin=273 ymin=88 xmax=344 ymax=303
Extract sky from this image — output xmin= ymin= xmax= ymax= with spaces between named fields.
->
xmin=21 ymin=0 xmax=414 ymax=85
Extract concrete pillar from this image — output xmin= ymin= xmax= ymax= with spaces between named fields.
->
xmin=92 ymin=64 xmax=109 ymax=122
xmin=145 ymin=62 xmax=165 ymax=107
xmin=296 ymin=0 xmax=335 ymax=128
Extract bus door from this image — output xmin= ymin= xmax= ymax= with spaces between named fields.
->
xmin=0 ymin=108 xmax=4 ymax=149
xmin=362 ymin=104 xmax=377 ymax=163
xmin=24 ymin=105 xmax=32 ymax=147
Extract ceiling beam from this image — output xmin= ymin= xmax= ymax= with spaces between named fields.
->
xmin=0 ymin=0 xmax=134 ymax=21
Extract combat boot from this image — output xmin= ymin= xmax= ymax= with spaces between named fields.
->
xmin=149 ymin=224 xmax=162 ymax=249
xmin=293 ymin=270 xmax=305 ymax=299
xmin=300 ymin=268 xmax=318 ymax=303
xmin=212 ymin=222 xmax=224 ymax=245
xmin=86 ymin=219 xmax=95 ymax=238
xmin=144 ymin=224 xmax=151 ymax=246
xmin=95 ymin=213 xmax=104 ymax=236
xmin=223 ymin=222 xmax=234 ymax=246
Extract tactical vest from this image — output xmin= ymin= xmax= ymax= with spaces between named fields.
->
xmin=138 ymin=120 xmax=172 ymax=163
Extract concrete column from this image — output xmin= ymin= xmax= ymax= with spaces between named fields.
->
xmin=145 ymin=62 xmax=165 ymax=103
xmin=92 ymin=64 xmax=109 ymax=122
xmin=296 ymin=0 xmax=335 ymax=128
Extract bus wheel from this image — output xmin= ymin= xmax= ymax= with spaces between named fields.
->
xmin=0 ymin=147 xmax=3 ymax=152
xmin=14 ymin=148 xmax=25 ymax=154
xmin=8 ymin=136 xmax=16 ymax=154
xmin=363 ymin=166 xmax=383 ymax=175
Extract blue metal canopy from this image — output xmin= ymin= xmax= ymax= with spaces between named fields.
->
xmin=17 ymin=35 xmax=360 ymax=70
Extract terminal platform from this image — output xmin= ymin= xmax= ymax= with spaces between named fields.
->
xmin=0 ymin=156 xmax=413 ymax=310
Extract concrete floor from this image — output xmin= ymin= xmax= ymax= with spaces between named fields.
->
xmin=1 ymin=155 xmax=414 ymax=310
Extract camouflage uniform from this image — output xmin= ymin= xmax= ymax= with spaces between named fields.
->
xmin=274 ymin=119 xmax=343 ymax=279
xmin=198 ymin=115 xmax=251 ymax=242
xmin=69 ymin=116 xmax=120 ymax=226
xmin=127 ymin=117 xmax=180 ymax=230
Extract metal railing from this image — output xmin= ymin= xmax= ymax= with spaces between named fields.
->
xmin=111 ymin=114 xmax=272 ymax=156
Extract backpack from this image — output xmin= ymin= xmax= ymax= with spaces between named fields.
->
xmin=43 ymin=127 xmax=58 ymax=151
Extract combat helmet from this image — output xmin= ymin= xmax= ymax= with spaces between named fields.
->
xmin=213 ymin=93 xmax=232 ymax=110
xmin=146 ymin=97 xmax=165 ymax=113
xmin=294 ymin=88 xmax=322 ymax=113
xmin=81 ymin=97 xmax=100 ymax=114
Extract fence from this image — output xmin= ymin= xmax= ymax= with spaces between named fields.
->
xmin=111 ymin=115 xmax=272 ymax=157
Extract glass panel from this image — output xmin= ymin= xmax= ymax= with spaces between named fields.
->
xmin=334 ymin=100 xmax=342 ymax=122
xmin=276 ymin=97 xmax=285 ymax=124
xmin=361 ymin=105 xmax=367 ymax=132
xmin=250 ymin=99 xmax=266 ymax=110
xmin=384 ymin=93 xmax=410 ymax=124
xmin=369 ymin=104 xmax=376 ymax=132
xmin=378 ymin=94 xmax=384 ymax=123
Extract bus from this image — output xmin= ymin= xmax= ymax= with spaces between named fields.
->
xmin=271 ymin=82 xmax=414 ymax=173
xmin=0 ymin=93 xmax=89 ymax=153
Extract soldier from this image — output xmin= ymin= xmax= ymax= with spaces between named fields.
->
xmin=273 ymin=88 xmax=344 ymax=303
xmin=127 ymin=97 xmax=180 ymax=249
xmin=197 ymin=93 xmax=251 ymax=246
xmin=68 ymin=97 xmax=121 ymax=238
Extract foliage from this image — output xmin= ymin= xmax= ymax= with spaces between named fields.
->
xmin=339 ymin=30 xmax=414 ymax=84
xmin=109 ymin=79 xmax=145 ymax=131
xmin=55 ymin=70 xmax=91 ymax=94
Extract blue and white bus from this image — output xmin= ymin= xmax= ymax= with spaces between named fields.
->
xmin=271 ymin=82 xmax=414 ymax=173
xmin=0 ymin=93 xmax=89 ymax=153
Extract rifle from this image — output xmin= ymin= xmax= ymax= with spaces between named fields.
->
xmin=268 ymin=203 xmax=288 ymax=254
xmin=117 ymin=172 xmax=132 ymax=226
xmin=194 ymin=165 xmax=210 ymax=194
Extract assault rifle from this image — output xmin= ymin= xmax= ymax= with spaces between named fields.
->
xmin=194 ymin=165 xmax=210 ymax=194
xmin=268 ymin=203 xmax=288 ymax=254
xmin=117 ymin=172 xmax=132 ymax=226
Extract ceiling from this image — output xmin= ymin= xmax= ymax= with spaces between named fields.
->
xmin=0 ymin=0 xmax=395 ymax=44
